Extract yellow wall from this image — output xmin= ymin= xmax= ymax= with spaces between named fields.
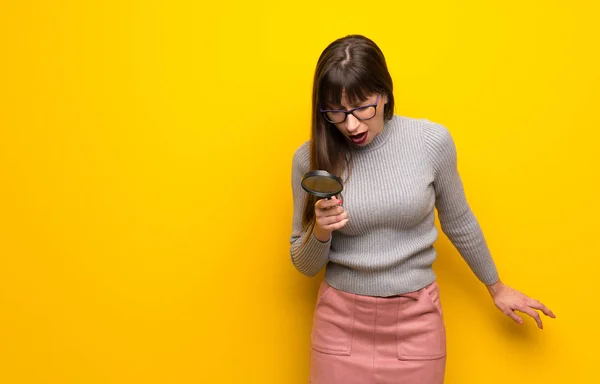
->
xmin=1 ymin=1 xmax=598 ymax=383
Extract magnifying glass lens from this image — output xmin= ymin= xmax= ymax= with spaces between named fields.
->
xmin=301 ymin=170 xmax=343 ymax=199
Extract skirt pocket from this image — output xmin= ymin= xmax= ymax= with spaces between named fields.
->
xmin=396 ymin=281 xmax=446 ymax=360
xmin=310 ymin=281 xmax=356 ymax=356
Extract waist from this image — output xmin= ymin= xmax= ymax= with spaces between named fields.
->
xmin=324 ymin=261 xmax=438 ymax=297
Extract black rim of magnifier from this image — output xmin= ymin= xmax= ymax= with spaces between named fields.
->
xmin=301 ymin=170 xmax=343 ymax=198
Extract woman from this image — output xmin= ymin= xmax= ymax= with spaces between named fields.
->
xmin=289 ymin=34 xmax=555 ymax=384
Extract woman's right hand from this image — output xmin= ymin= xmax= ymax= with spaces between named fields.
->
xmin=313 ymin=197 xmax=349 ymax=242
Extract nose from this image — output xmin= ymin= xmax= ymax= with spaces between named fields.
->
xmin=345 ymin=113 xmax=360 ymax=133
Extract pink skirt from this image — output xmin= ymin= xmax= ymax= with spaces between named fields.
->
xmin=309 ymin=280 xmax=446 ymax=384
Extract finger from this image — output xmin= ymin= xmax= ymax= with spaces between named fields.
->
xmin=325 ymin=218 xmax=349 ymax=231
xmin=505 ymin=310 xmax=523 ymax=325
xmin=316 ymin=206 xmax=344 ymax=219
xmin=318 ymin=210 xmax=348 ymax=226
xmin=527 ymin=299 xmax=556 ymax=318
xmin=517 ymin=305 xmax=543 ymax=329
xmin=315 ymin=197 xmax=341 ymax=210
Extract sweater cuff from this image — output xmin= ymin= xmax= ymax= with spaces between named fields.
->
xmin=290 ymin=228 xmax=331 ymax=276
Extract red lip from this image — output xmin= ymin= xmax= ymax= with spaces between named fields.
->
xmin=350 ymin=132 xmax=368 ymax=144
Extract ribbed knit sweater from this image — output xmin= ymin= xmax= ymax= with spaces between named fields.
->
xmin=289 ymin=115 xmax=499 ymax=297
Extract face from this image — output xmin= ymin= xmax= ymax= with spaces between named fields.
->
xmin=325 ymin=90 xmax=388 ymax=146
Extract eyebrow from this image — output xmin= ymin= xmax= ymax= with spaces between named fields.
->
xmin=326 ymin=99 xmax=374 ymax=110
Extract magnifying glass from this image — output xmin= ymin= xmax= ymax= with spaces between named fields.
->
xmin=301 ymin=170 xmax=343 ymax=199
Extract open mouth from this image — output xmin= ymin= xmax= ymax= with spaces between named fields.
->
xmin=349 ymin=132 xmax=368 ymax=145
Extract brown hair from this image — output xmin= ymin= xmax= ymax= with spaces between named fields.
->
xmin=302 ymin=35 xmax=395 ymax=229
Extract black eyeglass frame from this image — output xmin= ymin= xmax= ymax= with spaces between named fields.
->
xmin=319 ymin=94 xmax=381 ymax=124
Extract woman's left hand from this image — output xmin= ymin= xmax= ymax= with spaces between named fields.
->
xmin=486 ymin=280 xmax=556 ymax=329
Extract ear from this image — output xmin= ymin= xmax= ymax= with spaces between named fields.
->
xmin=383 ymin=93 xmax=389 ymax=105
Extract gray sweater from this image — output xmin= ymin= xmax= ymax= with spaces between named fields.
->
xmin=289 ymin=115 xmax=499 ymax=297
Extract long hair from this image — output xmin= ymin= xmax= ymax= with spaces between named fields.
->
xmin=301 ymin=35 xmax=395 ymax=229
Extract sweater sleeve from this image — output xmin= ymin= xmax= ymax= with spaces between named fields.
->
xmin=289 ymin=142 xmax=331 ymax=277
xmin=423 ymin=123 xmax=499 ymax=285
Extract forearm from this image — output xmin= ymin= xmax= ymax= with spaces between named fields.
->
xmin=440 ymin=207 xmax=499 ymax=285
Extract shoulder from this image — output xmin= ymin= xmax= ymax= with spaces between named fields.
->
xmin=402 ymin=116 xmax=455 ymax=156
xmin=389 ymin=115 xmax=453 ymax=146
xmin=292 ymin=140 xmax=311 ymax=173
xmin=396 ymin=116 xmax=452 ymax=145
xmin=394 ymin=115 xmax=456 ymax=171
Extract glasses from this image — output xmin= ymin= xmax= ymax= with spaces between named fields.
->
xmin=320 ymin=94 xmax=381 ymax=124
